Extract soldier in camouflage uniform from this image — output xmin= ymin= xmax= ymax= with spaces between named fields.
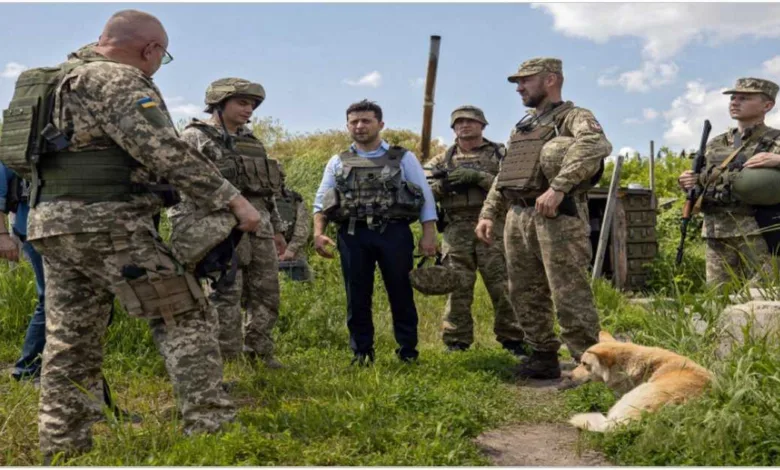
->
xmin=168 ymin=78 xmax=287 ymax=367
xmin=426 ymin=106 xmax=524 ymax=354
xmin=273 ymin=161 xmax=313 ymax=281
xmin=13 ymin=11 xmax=262 ymax=459
xmin=476 ymin=58 xmax=611 ymax=379
xmin=678 ymin=78 xmax=780 ymax=286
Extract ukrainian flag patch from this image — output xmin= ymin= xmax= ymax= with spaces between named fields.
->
xmin=137 ymin=96 xmax=158 ymax=108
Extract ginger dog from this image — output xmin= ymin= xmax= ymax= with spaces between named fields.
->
xmin=568 ymin=331 xmax=712 ymax=432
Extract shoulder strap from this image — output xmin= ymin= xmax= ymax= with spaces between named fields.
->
xmin=386 ymin=145 xmax=407 ymax=162
xmin=444 ymin=145 xmax=457 ymax=167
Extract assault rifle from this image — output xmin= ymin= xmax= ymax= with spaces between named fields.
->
xmin=675 ymin=119 xmax=712 ymax=266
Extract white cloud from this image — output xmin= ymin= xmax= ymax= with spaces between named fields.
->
xmin=435 ymin=136 xmax=447 ymax=146
xmin=763 ymin=56 xmax=780 ymax=80
xmin=532 ymin=4 xmax=780 ymax=62
xmin=598 ymin=61 xmax=678 ymax=93
xmin=661 ymin=81 xmax=729 ymax=149
xmin=343 ymin=71 xmax=382 ymax=88
xmin=618 ymin=146 xmax=638 ymax=158
xmin=1 ymin=62 xmax=27 ymax=79
xmin=165 ymin=96 xmax=204 ymax=118
xmin=623 ymin=107 xmax=659 ymax=125
xmin=410 ymin=77 xmax=425 ymax=88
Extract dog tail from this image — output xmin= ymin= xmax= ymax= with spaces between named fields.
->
xmin=569 ymin=413 xmax=611 ymax=432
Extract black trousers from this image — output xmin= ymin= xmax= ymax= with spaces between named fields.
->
xmin=337 ymin=221 xmax=419 ymax=359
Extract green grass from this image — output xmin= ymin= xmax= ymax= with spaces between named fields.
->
xmin=2 ymin=126 xmax=779 ymax=465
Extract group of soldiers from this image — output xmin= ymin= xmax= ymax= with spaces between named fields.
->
xmin=1 ymin=7 xmax=780 ymax=463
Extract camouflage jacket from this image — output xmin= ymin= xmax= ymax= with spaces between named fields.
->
xmin=428 ymin=139 xmax=505 ymax=220
xmin=279 ymin=187 xmax=311 ymax=256
xmin=28 ymin=46 xmax=239 ymax=241
xmin=699 ymin=123 xmax=780 ymax=239
xmin=168 ymin=116 xmax=283 ymax=239
xmin=479 ymin=102 xmax=611 ymax=221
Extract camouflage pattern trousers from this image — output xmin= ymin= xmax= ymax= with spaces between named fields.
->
xmin=503 ymin=204 xmax=600 ymax=360
xmin=208 ymin=233 xmax=280 ymax=358
xmin=441 ymin=216 xmax=523 ymax=346
xmin=31 ymin=230 xmax=234 ymax=456
xmin=705 ymin=235 xmax=769 ymax=286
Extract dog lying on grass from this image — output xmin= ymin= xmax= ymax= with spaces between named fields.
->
xmin=567 ymin=331 xmax=712 ymax=433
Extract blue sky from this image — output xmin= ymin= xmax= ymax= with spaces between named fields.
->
xmin=2 ymin=3 xmax=780 ymax=157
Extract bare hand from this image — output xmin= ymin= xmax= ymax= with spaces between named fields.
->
xmin=273 ymin=233 xmax=287 ymax=256
xmin=475 ymin=219 xmax=494 ymax=245
xmin=535 ymin=188 xmax=565 ymax=218
xmin=279 ymin=249 xmax=296 ymax=261
xmin=418 ymin=230 xmax=437 ymax=257
xmin=228 ymin=195 xmax=261 ymax=232
xmin=0 ymin=234 xmax=19 ymax=262
xmin=314 ymin=234 xmax=336 ymax=259
xmin=678 ymin=170 xmax=698 ymax=191
xmin=744 ymin=152 xmax=780 ymax=169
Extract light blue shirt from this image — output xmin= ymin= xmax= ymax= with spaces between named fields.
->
xmin=313 ymin=140 xmax=437 ymax=223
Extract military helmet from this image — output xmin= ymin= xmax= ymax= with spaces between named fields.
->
xmin=204 ymin=77 xmax=266 ymax=112
xmin=732 ymin=167 xmax=780 ymax=206
xmin=450 ymin=105 xmax=488 ymax=128
xmin=409 ymin=255 xmax=475 ymax=295
xmin=169 ymin=209 xmax=240 ymax=266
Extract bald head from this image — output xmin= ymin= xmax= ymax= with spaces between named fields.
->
xmin=94 ymin=10 xmax=170 ymax=77
xmin=98 ymin=9 xmax=166 ymax=48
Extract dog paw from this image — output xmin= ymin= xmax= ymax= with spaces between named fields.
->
xmin=569 ymin=413 xmax=607 ymax=432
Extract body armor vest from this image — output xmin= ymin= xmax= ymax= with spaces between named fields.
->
xmin=188 ymin=122 xmax=281 ymax=197
xmin=438 ymin=141 xmax=501 ymax=212
xmin=497 ymin=102 xmax=574 ymax=197
xmin=322 ymin=145 xmax=424 ymax=230
xmin=275 ymin=188 xmax=301 ymax=242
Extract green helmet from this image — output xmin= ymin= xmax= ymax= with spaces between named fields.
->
xmin=169 ymin=209 xmax=239 ymax=266
xmin=732 ymin=167 xmax=780 ymax=206
xmin=409 ymin=256 xmax=475 ymax=295
xmin=204 ymin=77 xmax=266 ymax=113
xmin=450 ymin=105 xmax=488 ymax=128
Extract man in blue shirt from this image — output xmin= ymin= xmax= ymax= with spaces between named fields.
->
xmin=0 ymin=163 xmax=46 ymax=382
xmin=313 ymin=100 xmax=438 ymax=365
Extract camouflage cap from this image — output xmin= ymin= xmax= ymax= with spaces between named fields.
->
xmin=450 ymin=105 xmax=488 ymax=128
xmin=409 ymin=264 xmax=475 ymax=296
xmin=204 ymin=77 xmax=266 ymax=112
xmin=507 ymin=57 xmax=563 ymax=83
xmin=723 ymin=77 xmax=778 ymax=101
xmin=169 ymin=209 xmax=239 ymax=266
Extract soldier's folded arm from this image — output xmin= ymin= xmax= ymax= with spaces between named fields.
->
xmin=287 ymin=202 xmax=311 ymax=255
xmin=549 ymin=109 xmax=612 ymax=194
xmin=76 ymin=72 xmax=240 ymax=210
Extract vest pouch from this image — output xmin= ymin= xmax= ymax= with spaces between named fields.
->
xmin=322 ymin=187 xmax=348 ymax=222
xmin=388 ymin=181 xmax=423 ymax=220
xmin=498 ymin=125 xmax=555 ymax=194
xmin=238 ymin=155 xmax=271 ymax=196
xmin=216 ymin=157 xmax=240 ymax=186
xmin=0 ymin=104 xmax=37 ymax=179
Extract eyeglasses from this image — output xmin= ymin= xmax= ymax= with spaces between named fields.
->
xmin=156 ymin=44 xmax=173 ymax=65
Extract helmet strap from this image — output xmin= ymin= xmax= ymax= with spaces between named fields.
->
xmin=216 ymin=106 xmax=235 ymax=151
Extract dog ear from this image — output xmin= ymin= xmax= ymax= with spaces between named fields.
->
xmin=585 ymin=348 xmax=615 ymax=368
xmin=599 ymin=330 xmax=617 ymax=342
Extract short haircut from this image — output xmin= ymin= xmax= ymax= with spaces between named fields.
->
xmin=346 ymin=99 xmax=382 ymax=122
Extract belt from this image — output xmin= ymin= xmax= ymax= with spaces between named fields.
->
xmin=508 ymin=193 xmax=582 ymax=217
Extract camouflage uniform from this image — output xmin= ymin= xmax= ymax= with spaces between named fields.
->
xmin=27 ymin=46 xmax=236 ymax=456
xmin=480 ymin=58 xmax=611 ymax=362
xmin=169 ymin=116 xmax=283 ymax=359
xmin=697 ymin=78 xmax=780 ymax=285
xmin=275 ymin=178 xmax=313 ymax=281
xmin=428 ymin=134 xmax=523 ymax=349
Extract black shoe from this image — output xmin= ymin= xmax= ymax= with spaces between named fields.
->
xmin=445 ymin=342 xmax=470 ymax=353
xmin=351 ymin=350 xmax=375 ymax=367
xmin=395 ymin=348 xmax=419 ymax=363
xmin=501 ymin=340 xmax=529 ymax=359
xmin=515 ymin=350 xmax=561 ymax=380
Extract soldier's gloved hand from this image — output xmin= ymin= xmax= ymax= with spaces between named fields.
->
xmin=0 ymin=233 xmax=20 ymax=262
xmin=447 ymin=168 xmax=482 ymax=186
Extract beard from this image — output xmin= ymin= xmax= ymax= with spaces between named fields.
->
xmin=352 ymin=130 xmax=380 ymax=143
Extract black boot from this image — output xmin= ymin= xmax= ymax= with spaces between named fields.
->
xmin=515 ymin=350 xmax=561 ymax=380
xmin=501 ymin=340 xmax=529 ymax=359
xmin=445 ymin=342 xmax=470 ymax=353
xmin=351 ymin=350 xmax=375 ymax=367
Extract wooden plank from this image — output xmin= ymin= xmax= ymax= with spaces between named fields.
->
xmin=611 ymin=198 xmax=628 ymax=290
xmin=592 ymin=155 xmax=624 ymax=283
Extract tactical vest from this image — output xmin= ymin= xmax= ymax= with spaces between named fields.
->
xmin=0 ymin=55 xmax=174 ymax=207
xmin=438 ymin=141 xmax=502 ymax=212
xmin=496 ymin=102 xmax=574 ymax=197
xmin=275 ymin=188 xmax=302 ymax=242
xmin=188 ymin=121 xmax=281 ymax=197
xmin=323 ymin=145 xmax=424 ymax=231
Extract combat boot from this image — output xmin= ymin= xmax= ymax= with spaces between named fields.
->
xmin=501 ymin=340 xmax=529 ymax=359
xmin=514 ymin=350 xmax=561 ymax=380
xmin=445 ymin=342 xmax=470 ymax=353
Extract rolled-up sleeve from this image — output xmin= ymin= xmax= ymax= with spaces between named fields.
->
xmin=313 ymin=155 xmax=339 ymax=214
xmin=400 ymin=151 xmax=437 ymax=223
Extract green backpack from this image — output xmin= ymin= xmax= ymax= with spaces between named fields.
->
xmin=0 ymin=65 xmax=73 ymax=180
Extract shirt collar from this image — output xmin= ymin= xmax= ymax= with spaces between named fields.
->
xmin=350 ymin=139 xmax=389 ymax=156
